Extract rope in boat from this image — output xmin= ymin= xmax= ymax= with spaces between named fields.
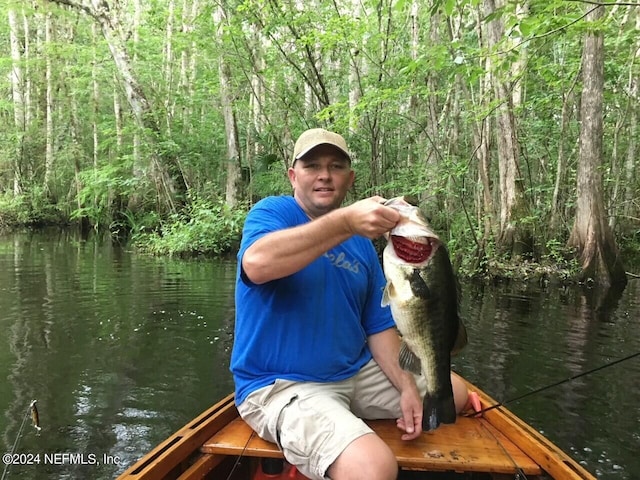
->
xmin=1 ymin=401 xmax=36 ymax=480
xmin=465 ymin=350 xmax=640 ymax=417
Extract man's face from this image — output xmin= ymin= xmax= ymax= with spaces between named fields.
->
xmin=288 ymin=145 xmax=355 ymax=219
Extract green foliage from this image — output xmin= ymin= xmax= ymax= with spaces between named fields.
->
xmin=251 ymin=162 xmax=290 ymax=198
xmin=111 ymin=209 xmax=162 ymax=240
xmin=70 ymin=159 xmax=141 ymax=229
xmin=618 ymin=229 xmax=640 ymax=267
xmin=134 ymin=197 xmax=248 ymax=257
xmin=1 ymin=0 xmax=639 ymax=276
xmin=0 ymin=188 xmax=65 ymax=227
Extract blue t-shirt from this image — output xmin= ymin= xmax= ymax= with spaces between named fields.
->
xmin=230 ymin=196 xmax=395 ymax=405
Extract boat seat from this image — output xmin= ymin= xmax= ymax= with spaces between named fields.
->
xmin=201 ymin=414 xmax=542 ymax=476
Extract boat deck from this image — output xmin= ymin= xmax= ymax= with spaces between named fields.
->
xmin=117 ymin=383 xmax=596 ymax=480
xmin=202 ymin=412 xmax=541 ymax=476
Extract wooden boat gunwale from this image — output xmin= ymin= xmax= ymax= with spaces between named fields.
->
xmin=459 ymin=378 xmax=595 ymax=480
xmin=118 ymin=394 xmax=237 ymax=479
xmin=117 ymin=379 xmax=597 ymax=480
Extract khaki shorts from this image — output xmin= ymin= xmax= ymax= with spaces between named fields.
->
xmin=237 ymin=360 xmax=426 ymax=480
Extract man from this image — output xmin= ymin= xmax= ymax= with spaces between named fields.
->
xmin=230 ymin=128 xmax=467 ymax=480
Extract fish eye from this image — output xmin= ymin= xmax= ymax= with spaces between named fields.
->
xmin=404 ymin=195 xmax=420 ymax=206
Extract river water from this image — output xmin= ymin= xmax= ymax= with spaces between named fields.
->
xmin=0 ymin=231 xmax=638 ymax=479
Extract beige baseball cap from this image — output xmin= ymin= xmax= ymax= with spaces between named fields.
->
xmin=292 ymin=128 xmax=351 ymax=165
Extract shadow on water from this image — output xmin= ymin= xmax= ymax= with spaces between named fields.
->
xmin=0 ymin=230 xmax=638 ymax=479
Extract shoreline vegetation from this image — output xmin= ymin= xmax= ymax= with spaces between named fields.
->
xmin=3 ymin=2 xmax=639 ymax=288
xmin=2 ymin=197 xmax=637 ymax=288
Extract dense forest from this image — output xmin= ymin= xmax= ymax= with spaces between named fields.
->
xmin=1 ymin=0 xmax=638 ymax=285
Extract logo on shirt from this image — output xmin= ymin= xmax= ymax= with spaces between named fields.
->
xmin=323 ymin=251 xmax=360 ymax=274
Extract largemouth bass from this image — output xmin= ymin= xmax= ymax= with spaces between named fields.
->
xmin=381 ymin=196 xmax=467 ymax=431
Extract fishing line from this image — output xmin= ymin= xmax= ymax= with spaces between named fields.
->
xmin=477 ymin=421 xmax=528 ymax=480
xmin=1 ymin=402 xmax=33 ymax=480
xmin=466 ymin=351 xmax=640 ymax=416
xmin=223 ymin=429 xmax=255 ymax=480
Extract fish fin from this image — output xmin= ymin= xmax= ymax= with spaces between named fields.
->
xmin=381 ymin=282 xmax=392 ymax=307
xmin=451 ymin=319 xmax=468 ymax=355
xmin=408 ymin=269 xmax=430 ymax=299
xmin=399 ymin=342 xmax=422 ymax=375
xmin=422 ymin=393 xmax=457 ymax=431
xmin=467 ymin=392 xmax=482 ymax=417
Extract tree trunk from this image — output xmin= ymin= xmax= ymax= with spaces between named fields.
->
xmin=70 ymin=73 xmax=88 ymax=231
xmin=163 ymin=0 xmax=175 ymax=133
xmin=511 ymin=2 xmax=529 ymax=109
xmin=348 ymin=0 xmax=363 ymax=135
xmin=473 ymin=81 xmax=493 ymax=253
xmin=91 ymin=23 xmax=100 ymax=212
xmin=246 ymin=21 xmax=266 ymax=200
xmin=623 ymin=97 xmax=636 ymax=221
xmin=113 ymin=76 xmax=123 ymax=151
xmin=214 ymin=4 xmax=242 ymax=207
xmin=550 ymin=86 xmax=577 ymax=232
xmin=45 ymin=12 xmax=56 ymax=201
xmin=567 ymin=5 xmax=627 ymax=287
xmin=22 ymin=11 xmax=33 ymax=128
xmin=131 ymin=0 xmax=142 ymax=182
xmin=469 ymin=5 xmax=494 ymax=263
xmin=484 ymin=0 xmax=532 ymax=257
xmin=8 ymin=8 xmax=25 ymax=196
xmin=425 ymin=7 xmax=440 ymax=166
xmin=622 ymin=9 xmax=640 ymax=223
xmin=179 ymin=0 xmax=199 ymax=135
xmin=92 ymin=24 xmax=99 ymax=174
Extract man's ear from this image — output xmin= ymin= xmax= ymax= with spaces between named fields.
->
xmin=287 ymin=167 xmax=296 ymax=187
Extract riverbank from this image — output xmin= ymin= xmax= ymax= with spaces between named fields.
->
xmin=2 ymin=209 xmax=638 ymax=286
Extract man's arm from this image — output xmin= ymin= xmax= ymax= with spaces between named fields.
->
xmin=368 ymin=328 xmax=423 ymax=440
xmin=242 ymin=197 xmax=399 ymax=284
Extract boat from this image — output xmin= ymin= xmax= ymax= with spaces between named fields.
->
xmin=116 ymin=376 xmax=596 ymax=480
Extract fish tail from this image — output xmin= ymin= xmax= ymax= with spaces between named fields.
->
xmin=422 ymin=394 xmax=457 ymax=431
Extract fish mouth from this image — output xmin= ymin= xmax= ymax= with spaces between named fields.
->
xmin=391 ymin=235 xmax=435 ymax=263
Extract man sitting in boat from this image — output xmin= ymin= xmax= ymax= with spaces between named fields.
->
xmin=230 ymin=128 xmax=469 ymax=480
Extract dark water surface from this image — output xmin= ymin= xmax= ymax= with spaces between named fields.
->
xmin=0 ymin=231 xmax=638 ymax=479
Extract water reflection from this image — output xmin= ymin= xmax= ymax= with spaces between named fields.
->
xmin=1 ymin=231 xmax=638 ymax=479
xmin=0 ymin=231 xmax=236 ymax=479
xmin=455 ymin=280 xmax=640 ymax=479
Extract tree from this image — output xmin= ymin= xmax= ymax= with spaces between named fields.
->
xmin=8 ymin=6 xmax=25 ymax=195
xmin=44 ymin=11 xmax=55 ymax=199
xmin=483 ymin=0 xmax=532 ymax=257
xmin=47 ymin=0 xmax=181 ymax=213
xmin=214 ymin=2 xmax=242 ymax=207
xmin=1 ymin=0 xmax=639 ymax=275
xmin=567 ymin=5 xmax=627 ymax=287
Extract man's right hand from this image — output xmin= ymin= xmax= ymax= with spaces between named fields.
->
xmin=340 ymin=196 xmax=400 ymax=239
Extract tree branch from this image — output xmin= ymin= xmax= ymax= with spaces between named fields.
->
xmin=44 ymin=0 xmax=96 ymax=18
xmin=564 ymin=0 xmax=640 ymax=6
